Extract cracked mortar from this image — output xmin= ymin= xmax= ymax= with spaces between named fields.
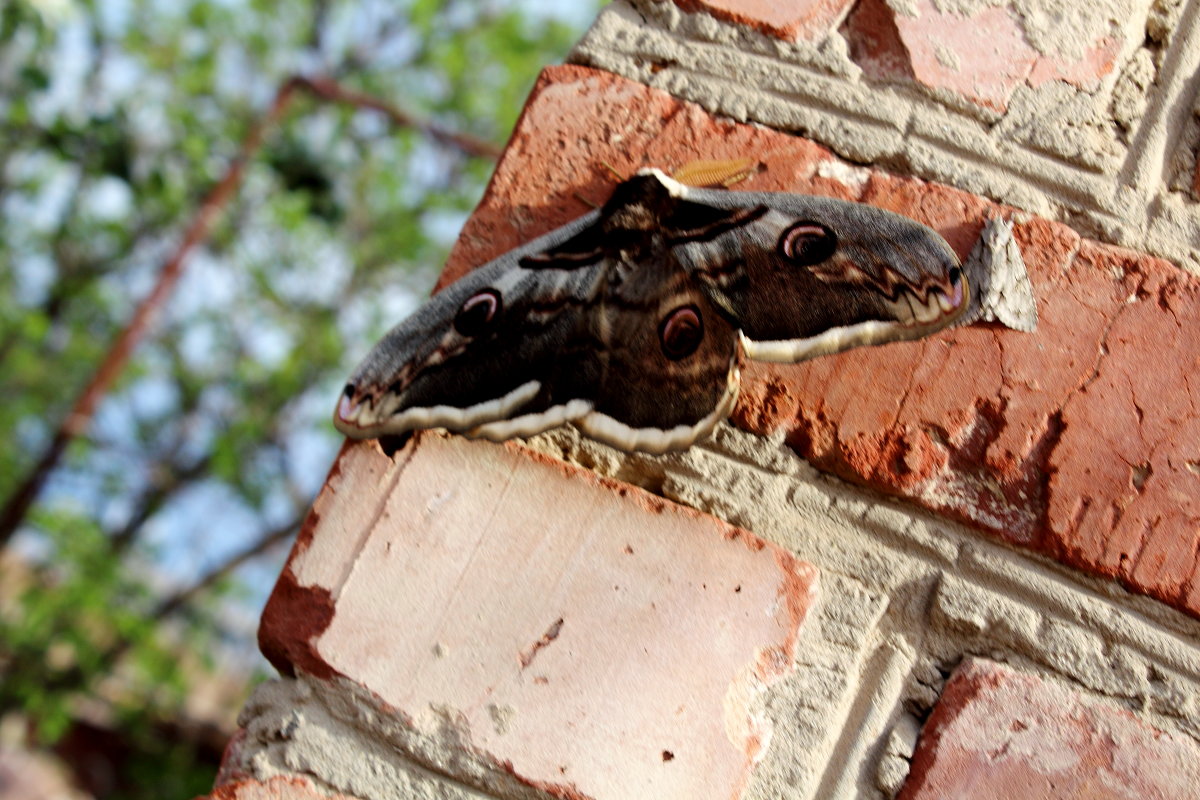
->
xmin=571 ymin=0 xmax=1200 ymax=272
xmin=232 ymin=676 xmax=553 ymax=800
xmin=530 ymin=424 xmax=1200 ymax=799
xmin=228 ymin=422 xmax=1200 ymax=800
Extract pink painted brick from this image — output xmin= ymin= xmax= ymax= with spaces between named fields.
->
xmin=259 ymin=434 xmax=817 ymax=799
xmin=671 ymin=0 xmax=856 ymax=41
xmin=898 ymin=659 xmax=1200 ymax=799
xmin=842 ymin=0 xmax=1123 ymax=111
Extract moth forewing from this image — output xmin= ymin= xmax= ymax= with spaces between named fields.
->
xmin=675 ymin=188 xmax=970 ymax=362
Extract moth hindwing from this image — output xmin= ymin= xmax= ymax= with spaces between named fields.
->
xmin=335 ymin=168 xmax=969 ymax=453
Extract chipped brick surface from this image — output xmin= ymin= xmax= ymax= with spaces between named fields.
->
xmin=897 ymin=659 xmax=1200 ymax=799
xmin=671 ymin=0 xmax=855 ymax=41
xmin=841 ymin=0 xmax=1123 ymax=111
xmin=259 ymin=432 xmax=816 ymax=799
xmin=202 ymin=776 xmax=360 ymax=800
xmin=259 ymin=442 xmax=352 ymax=681
xmin=444 ymin=65 xmax=861 ymax=286
xmin=443 ymin=64 xmax=1200 ymax=618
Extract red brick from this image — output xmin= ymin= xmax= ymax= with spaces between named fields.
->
xmin=259 ymin=433 xmax=816 ymax=799
xmin=442 ymin=65 xmax=1200 ymax=619
xmin=841 ymin=0 xmax=1124 ymax=111
xmin=898 ymin=659 xmax=1200 ymax=799
xmin=1048 ymin=243 xmax=1200 ymax=605
xmin=839 ymin=0 xmax=915 ymax=83
xmin=443 ymin=65 xmax=857 ymax=288
xmin=670 ymin=0 xmax=856 ymax=41
xmin=1027 ymin=37 xmax=1122 ymax=90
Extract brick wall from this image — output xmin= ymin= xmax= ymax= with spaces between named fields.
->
xmin=207 ymin=1 xmax=1200 ymax=798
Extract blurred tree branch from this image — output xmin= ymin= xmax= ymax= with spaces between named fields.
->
xmin=0 ymin=74 xmax=501 ymax=551
xmin=108 ymin=454 xmax=213 ymax=554
xmin=0 ymin=4 xmax=583 ymax=791
xmin=294 ymin=75 xmax=503 ymax=160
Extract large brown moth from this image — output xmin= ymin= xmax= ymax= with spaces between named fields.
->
xmin=334 ymin=169 xmax=970 ymax=454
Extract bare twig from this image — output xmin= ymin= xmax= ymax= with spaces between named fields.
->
xmin=150 ymin=516 xmax=300 ymax=620
xmin=292 ymin=75 xmax=504 ymax=159
xmin=108 ymin=454 xmax=213 ymax=553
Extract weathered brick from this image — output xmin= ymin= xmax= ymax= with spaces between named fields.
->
xmin=258 ymin=433 xmax=816 ymax=799
xmin=841 ymin=0 xmax=1125 ymax=112
xmin=898 ymin=659 xmax=1200 ymax=799
xmin=671 ymin=0 xmax=856 ymax=41
xmin=450 ymin=65 xmax=1200 ymax=619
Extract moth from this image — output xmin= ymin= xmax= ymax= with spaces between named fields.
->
xmin=334 ymin=169 xmax=969 ymax=454
xmin=959 ymin=217 xmax=1037 ymax=332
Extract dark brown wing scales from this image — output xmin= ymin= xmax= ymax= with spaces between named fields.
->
xmin=674 ymin=185 xmax=968 ymax=363
xmin=585 ymin=284 xmax=737 ymax=432
xmin=547 ymin=175 xmax=745 ymax=451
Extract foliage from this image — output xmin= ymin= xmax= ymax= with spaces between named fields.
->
xmin=0 ymin=0 xmax=590 ymax=796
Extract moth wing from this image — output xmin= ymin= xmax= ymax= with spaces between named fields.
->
xmin=673 ymin=185 xmax=969 ymax=363
xmin=335 ymin=212 xmax=609 ymax=441
xmin=336 ymin=205 xmax=740 ymax=453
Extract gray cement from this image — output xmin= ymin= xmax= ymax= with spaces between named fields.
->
xmin=570 ymin=0 xmax=1200 ymax=274
xmin=232 ymin=419 xmax=1200 ymax=800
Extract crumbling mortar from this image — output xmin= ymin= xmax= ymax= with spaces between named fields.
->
xmin=953 ymin=562 xmax=1200 ymax=692
xmin=575 ymin=2 xmax=1200 ymax=277
xmin=918 ymin=629 xmax=1186 ymax=736
xmin=633 ymin=0 xmax=855 ymax=75
xmin=526 ymin=417 xmax=1200 ymax=789
xmin=249 ymin=676 xmax=572 ymax=800
xmin=1116 ymin=0 xmax=1200 ymax=189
